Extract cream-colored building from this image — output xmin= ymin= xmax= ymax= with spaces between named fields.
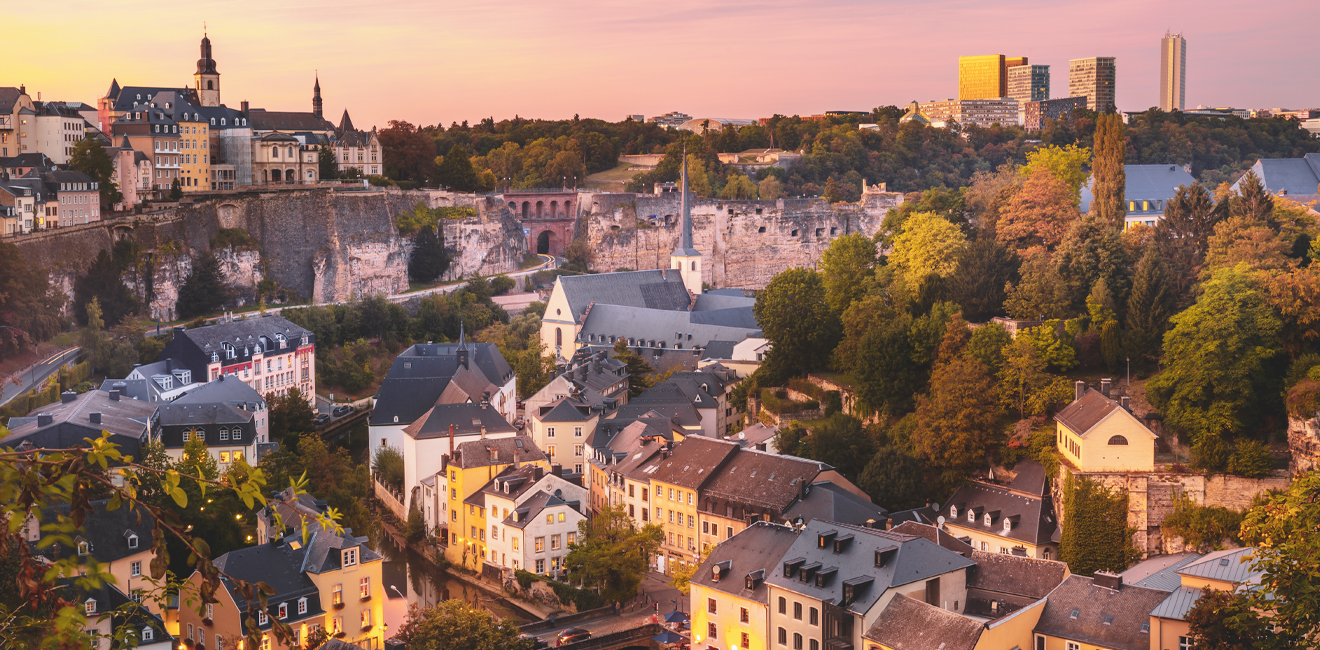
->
xmin=1055 ymin=380 xmax=1158 ymax=473
xmin=941 ymin=459 xmax=1059 ymax=560
xmin=690 ymin=522 xmax=799 ymax=650
xmin=476 ymin=464 xmax=589 ymax=576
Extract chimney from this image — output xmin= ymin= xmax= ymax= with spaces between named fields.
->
xmin=60 ymin=391 xmax=77 ymax=404
xmin=240 ymin=100 xmax=249 ymax=115
xmin=481 ymin=391 xmax=490 ymax=409
xmin=1074 ymin=380 xmax=1087 ymax=402
xmin=885 ymin=518 xmax=894 ymax=530
xmin=552 ymin=464 xmax=563 ymax=477
xmin=90 ymin=413 xmax=102 ymax=425
xmin=109 ymin=389 xmax=120 ymax=401
xmin=1100 ymin=378 xmax=1112 ymax=398
xmin=1121 ymin=396 xmax=1130 ymax=411
xmin=534 ymin=465 xmax=545 ymax=480
xmin=37 ymin=413 xmax=53 ymax=427
xmin=449 ymin=423 xmax=456 ymax=457
xmin=480 ymin=425 xmax=487 ymax=439
xmin=1093 ymin=571 xmax=1123 ymax=590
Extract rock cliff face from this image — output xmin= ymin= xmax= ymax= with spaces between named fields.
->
xmin=13 ymin=188 xmax=528 ymax=319
xmin=579 ymin=189 xmax=902 ymax=289
xmin=1289 ymin=414 xmax=1320 ymax=478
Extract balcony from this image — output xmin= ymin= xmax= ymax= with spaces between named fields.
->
xmin=0 ymin=119 xmax=11 ymax=130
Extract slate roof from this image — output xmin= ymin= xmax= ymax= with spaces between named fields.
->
xmin=1081 ymin=164 xmax=1197 ymax=212
xmin=691 ymin=521 xmax=799 ymax=604
xmin=693 ymin=292 xmax=756 ymax=312
xmin=338 ymin=110 xmax=355 ymax=133
xmin=1054 ymin=387 xmax=1154 ymax=439
xmin=702 ymin=450 xmax=825 ymax=512
xmin=1008 ymin=459 xmax=1048 ymax=496
xmin=71 ymin=580 xmax=173 ymax=646
xmin=578 ymin=303 xmax=761 ymax=350
xmin=767 ymin=520 xmax=976 ymax=615
xmin=0 ymin=87 xmax=26 ymax=113
xmin=968 ymin=550 xmax=1069 ymax=599
xmin=106 ymin=86 xmax=197 ymax=112
xmin=213 ymin=539 xmax=323 ymax=628
xmin=890 ymin=521 xmax=974 ymax=557
xmin=481 ymin=464 xmax=553 ymax=503
xmin=370 ymin=341 xmax=512 ymax=426
xmin=507 ymin=491 xmax=575 ymax=529
xmin=1119 ymin=552 xmax=1203 ymax=592
xmin=450 ymin=435 xmax=546 ymax=469
xmin=4 ymin=390 xmax=155 ymax=458
xmin=783 ymin=480 xmax=890 ymax=528
xmin=1035 ymin=575 xmax=1168 ymax=650
xmin=258 ymin=486 xmax=329 ymax=539
xmin=34 ymin=499 xmax=154 ymax=565
xmin=886 ymin=505 xmax=939 ymax=526
xmin=162 ymin=316 xmax=313 ymax=381
xmin=556 ymin=270 xmax=693 ymax=324
xmin=403 ymin=403 xmax=517 ymax=441
xmin=1149 ymin=585 xmax=1204 ymax=621
xmin=1178 ymin=547 xmax=1260 ymax=584
xmin=173 ymin=374 xmax=267 ymax=412
xmin=536 ymin=398 xmax=595 ymax=423
xmin=700 ymin=340 xmax=738 ymax=361
xmin=862 ymin=594 xmax=984 ymax=650
xmin=942 ymin=480 xmax=1057 ymax=547
xmin=1236 ymin=153 xmax=1320 ymax=199
xmin=157 ymin=401 xmax=251 ymax=427
xmin=644 ymin=436 xmax=739 ymax=489
xmin=247 ymin=109 xmax=333 ymax=132
xmin=730 ymin=421 xmax=777 ymax=448
xmin=300 ymin=528 xmax=382 ymax=574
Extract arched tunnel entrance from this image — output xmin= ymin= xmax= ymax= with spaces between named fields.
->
xmin=537 ymin=230 xmax=557 ymax=255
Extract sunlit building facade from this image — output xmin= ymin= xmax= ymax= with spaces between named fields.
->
xmin=958 ymin=54 xmax=1007 ymax=100
xmin=1068 ymin=57 xmax=1117 ymax=112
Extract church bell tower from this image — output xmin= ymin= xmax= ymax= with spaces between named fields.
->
xmin=195 ymin=32 xmax=221 ymax=107
xmin=669 ymin=149 xmax=703 ymax=296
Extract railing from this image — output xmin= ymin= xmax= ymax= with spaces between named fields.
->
xmin=501 ymin=187 xmax=582 ymax=195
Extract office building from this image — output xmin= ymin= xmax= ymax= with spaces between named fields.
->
xmin=1160 ymin=32 xmax=1187 ymax=112
xmin=1069 ymin=57 xmax=1117 ymax=112
xmin=1008 ymin=64 xmax=1050 ymax=102
xmin=1020 ymin=97 xmax=1086 ymax=131
xmin=919 ymin=98 xmax=1020 ymax=128
xmin=958 ymin=55 xmax=1007 ymax=100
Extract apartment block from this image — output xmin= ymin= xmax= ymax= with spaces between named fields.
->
xmin=1068 ymin=57 xmax=1117 ymax=112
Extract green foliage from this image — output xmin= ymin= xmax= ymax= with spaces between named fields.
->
xmin=888 ymin=212 xmax=967 ymax=281
xmin=1234 ymin=470 xmax=1320 ymax=649
xmin=1124 ymin=248 xmax=1175 ymax=361
xmin=68 ymin=137 xmax=124 ymax=208
xmin=1054 ymin=213 xmax=1130 ymax=312
xmin=0 ymin=239 xmax=63 ymax=360
xmin=1162 ymin=493 xmax=1244 ymax=552
xmin=719 ymin=173 xmax=758 ymax=199
xmin=211 ymin=228 xmax=259 ymax=251
xmin=670 ymin=547 xmax=711 ymax=596
xmin=1147 ymin=265 xmax=1284 ymax=448
xmin=999 ymin=336 xmax=1072 ymax=419
xmin=73 ymin=244 xmax=139 ymax=327
xmin=562 ymin=503 xmax=663 ymax=603
xmin=409 ymin=225 xmax=450 ymax=283
xmin=966 ymin=323 xmax=1012 ymax=375
xmin=912 ymin=356 xmax=1001 ymax=490
xmin=754 ymin=268 xmax=839 ymax=382
xmin=1059 ymin=472 xmax=1138 ymax=576
xmin=258 ymin=431 xmax=376 ymax=540
xmin=405 ymin=506 xmax=428 ymax=544
xmin=819 ymin=233 xmax=877 ymax=315
xmin=759 ymin=388 xmax=818 ymax=415
xmin=267 ymin=387 xmax=315 ymax=440
xmin=564 ymin=238 xmax=593 ymax=272
xmin=176 ymin=253 xmax=227 ymax=320
xmin=1186 ymin=589 xmax=1271 ymax=650
xmin=373 ymin=446 xmax=405 ymax=492
xmin=395 ymin=600 xmax=533 ymax=650
xmin=611 ymin=339 xmax=655 ymax=399
xmin=1090 ymin=114 xmax=1127 ymax=225
xmin=859 ymin=446 xmax=930 ymax=511
xmin=1004 ymin=252 xmax=1072 ymax=320
xmin=1020 ymin=320 xmax=1079 ymax=372
xmin=169 ymin=178 xmax=182 ymax=200
xmin=1019 ymin=144 xmax=1091 ymax=203
xmin=950 ymin=238 xmax=1019 ymax=322
xmin=489 ymin=275 xmax=516 ymax=295
xmin=436 ymin=144 xmax=485 ymax=192
xmin=799 ymin=413 xmax=875 ymax=481
xmin=396 ymin=202 xmax=438 ymax=235
xmin=1226 ymin=439 xmax=1274 ymax=478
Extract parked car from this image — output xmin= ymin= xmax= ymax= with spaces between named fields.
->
xmin=520 ymin=634 xmax=550 ymax=650
xmin=332 ymin=404 xmax=355 ymax=417
xmin=314 ymin=413 xmax=331 ymax=426
xmin=556 ymin=628 xmax=591 ymax=645
xmin=514 ymin=418 xmax=525 ymax=430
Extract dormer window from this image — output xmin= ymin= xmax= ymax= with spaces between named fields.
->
xmin=278 ymin=603 xmax=287 ymax=619
xmin=77 ymin=540 xmax=90 ymax=556
xmin=142 ymin=627 xmax=154 ymax=641
xmin=222 ymin=342 xmax=236 ymax=360
xmin=342 ymin=547 xmax=358 ymax=567
xmin=949 ymin=506 xmax=957 ymax=519
xmin=85 ymin=599 xmax=96 ymax=615
xmin=259 ymin=610 xmax=268 ymax=625
xmin=984 ymin=514 xmax=992 ymax=526
xmin=298 ymin=597 xmax=308 ymax=614
xmin=127 ymin=533 xmax=139 ymax=549
xmin=275 ymin=333 xmax=287 ymax=349
xmin=968 ymin=510 xmax=975 ymax=523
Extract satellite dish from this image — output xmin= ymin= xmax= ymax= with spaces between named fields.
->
xmin=937 ymin=516 xmax=946 ymax=527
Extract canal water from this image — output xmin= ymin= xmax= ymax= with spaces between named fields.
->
xmin=326 ymin=420 xmax=535 ymax=626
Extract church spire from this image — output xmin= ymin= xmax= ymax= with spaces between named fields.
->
xmin=312 ymin=72 xmax=323 ymax=119
xmin=669 ymin=141 xmax=703 ymax=296
xmin=672 ymin=143 xmax=697 ymax=257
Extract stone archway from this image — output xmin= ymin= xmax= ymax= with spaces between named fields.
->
xmin=285 ymin=169 xmax=295 ymax=184
xmin=270 ymin=169 xmax=281 ymax=182
xmin=536 ymin=230 xmax=556 ymax=255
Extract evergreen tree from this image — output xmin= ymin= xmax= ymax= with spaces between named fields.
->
xmin=169 ymin=178 xmax=182 ymax=200
xmin=436 ymin=145 xmax=479 ymax=192
xmin=823 ymin=177 xmax=841 ymax=203
xmin=1054 ymin=212 xmax=1131 ymax=313
xmin=68 ymin=138 xmax=124 ymax=208
xmin=1156 ymin=183 xmax=1225 ymax=305
xmin=1124 ymin=248 xmax=1174 ymax=361
xmin=859 ymin=447 xmax=929 ymax=511
xmin=318 ymin=145 xmax=338 ymax=181
xmin=175 ymin=253 xmax=227 ymax=319
xmin=612 ymin=339 xmax=655 ymax=399
xmin=408 ymin=225 xmax=449 ymax=282
xmin=949 ymin=237 xmax=1019 ymax=322
xmin=1229 ymin=170 xmax=1274 ymax=226
xmin=1090 ymin=113 xmax=1127 ymax=226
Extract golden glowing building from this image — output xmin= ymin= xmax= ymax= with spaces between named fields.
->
xmin=959 ymin=55 xmax=1007 ymax=100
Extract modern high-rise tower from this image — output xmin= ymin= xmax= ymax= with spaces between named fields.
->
xmin=1008 ymin=65 xmax=1051 ymax=102
xmin=1068 ymin=57 xmax=1117 ymax=112
xmin=959 ymin=55 xmax=1008 ymax=99
xmin=1160 ymin=32 xmax=1187 ymax=112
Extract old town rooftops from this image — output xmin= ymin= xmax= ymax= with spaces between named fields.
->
xmin=692 ymin=521 xmax=798 ymax=604
xmin=403 ymin=403 xmax=517 ymax=441
xmin=449 ymin=435 xmax=546 ymax=470
xmin=862 ymin=594 xmax=984 ymax=650
xmin=1034 ymin=575 xmax=1169 ymax=650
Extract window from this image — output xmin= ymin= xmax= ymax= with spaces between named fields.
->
xmin=810 ymin=607 xmax=818 ymax=625
xmin=535 ymin=537 xmax=545 ymax=552
xmin=547 ymin=513 xmax=554 ymax=524
xmin=558 ymin=512 xmax=566 ymax=523
xmin=258 ymin=610 xmax=268 ymax=625
xmin=85 ymin=599 xmax=96 ymax=614
xmin=142 ymin=627 xmax=154 ymax=642
xmin=360 ymin=576 xmax=371 ymax=598
xmin=708 ymin=598 xmax=717 ymax=614
xmin=794 ymin=633 xmax=803 ymax=649
xmin=778 ymin=628 xmax=787 ymax=645
xmin=333 ymin=617 xmax=343 ymax=634
xmin=361 ymin=608 xmax=372 ymax=629
xmin=278 ymin=603 xmax=287 ymax=619
xmin=1108 ymin=435 xmax=1129 ymax=445
xmin=548 ymin=445 xmax=556 ymax=458
xmin=128 ymin=533 xmax=139 ymax=549
xmin=220 ymin=451 xmax=230 ymax=463
xmin=131 ymin=561 xmax=141 ymax=577
xmin=740 ymin=606 xmax=749 ymax=623
xmin=547 ymin=426 xmax=555 ymax=438
xmin=332 ymin=584 xmax=343 ymax=605
xmin=574 ymin=444 xmax=583 ymax=457
xmin=535 ymin=559 xmax=545 ymax=573
xmin=77 ymin=540 xmax=90 ymax=556
xmin=298 ymin=598 xmax=307 ymax=614
xmin=794 ymin=602 xmax=802 ymax=620
xmin=688 ymin=514 xmax=695 ymax=528
xmin=708 ymin=622 xmax=717 ymax=639
xmin=342 ymin=547 xmax=358 ymax=567
xmin=778 ymin=597 xmax=786 ymax=614
xmin=810 ymin=641 xmax=819 ymax=650
xmin=513 ymin=537 xmax=519 ymax=551
xmin=551 ymin=534 xmax=561 ymax=550
xmin=642 ymin=488 xmax=648 ymax=502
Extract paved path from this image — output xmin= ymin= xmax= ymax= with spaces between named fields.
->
xmin=0 ymin=346 xmax=81 ymax=407
xmin=529 ymin=573 xmax=689 ymax=646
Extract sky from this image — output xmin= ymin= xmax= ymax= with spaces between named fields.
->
xmin=10 ymin=0 xmax=1318 ymax=130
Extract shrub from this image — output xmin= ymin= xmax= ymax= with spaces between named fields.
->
xmin=1286 ymin=378 xmax=1320 ymax=418
xmin=405 ymin=506 xmax=427 ymax=544
xmin=373 ymin=446 xmax=405 ymax=492
xmin=1162 ymin=493 xmax=1244 ymax=551
xmin=1226 ymin=439 xmax=1273 ymax=478
xmin=435 ymin=206 xmax=478 ymax=220
xmin=823 ymin=390 xmax=843 ymax=416
xmin=490 ymin=275 xmax=516 ymax=296
xmin=760 ymin=388 xmax=819 ymax=415
xmin=210 ymin=227 xmax=259 ymax=251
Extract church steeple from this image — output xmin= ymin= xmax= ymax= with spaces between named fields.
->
xmin=313 ymin=73 xmax=323 ymax=119
xmin=669 ymin=144 xmax=703 ymax=295
xmin=195 ymin=30 xmax=221 ymax=107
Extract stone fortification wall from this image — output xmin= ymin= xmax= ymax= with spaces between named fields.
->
xmin=579 ymin=189 xmax=902 ymax=289
xmin=13 ymin=189 xmax=527 ymax=320
xmin=1288 ymin=415 xmax=1320 ymax=477
xmin=1052 ymin=467 xmax=1291 ymax=557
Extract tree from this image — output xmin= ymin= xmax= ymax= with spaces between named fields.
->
xmin=753 ymin=268 xmax=838 ymax=381
xmin=1053 ymin=212 xmax=1130 ymax=311
xmin=395 ymin=601 xmax=533 ymax=650
xmin=1156 ymin=183 xmax=1225 ymax=304
xmin=176 ymin=253 xmax=227 ymax=320
xmin=949 ymin=238 xmax=1019 ymax=322
xmin=718 ymin=173 xmax=758 ymax=200
xmin=0 ymin=240 xmax=63 ymax=360
xmin=1233 ymin=470 xmax=1320 ymax=648
xmin=68 ymin=137 xmax=123 ymax=208
xmin=997 ymin=167 xmax=1079 ymax=256
xmin=405 ymin=506 xmax=427 ymax=544
xmin=318 ymin=145 xmax=338 ymax=181
xmin=999 ymin=336 xmax=1072 ymax=419
xmin=409 ymin=225 xmax=449 ymax=283
xmin=1147 ymin=265 xmax=1284 ymax=452
xmin=268 ymin=387 xmax=315 ymax=440
xmin=73 ymin=247 xmax=138 ymax=326
xmin=888 ymin=212 xmax=967 ymax=281
xmin=1019 ymin=144 xmax=1091 ymax=203
xmin=858 ymin=447 xmax=930 ymax=511
xmin=1186 ymin=589 xmax=1270 ymax=650
xmin=564 ymin=237 xmax=593 ymax=272
xmin=965 ymin=322 xmax=1012 ymax=376
xmin=758 ymin=177 xmax=785 ymax=200
xmin=1090 ymin=114 xmax=1127 ymax=226
xmin=1203 ymin=215 xmax=1293 ymax=276
xmin=1003 ymin=251 xmax=1072 ymax=320
xmin=823 ymin=177 xmax=842 ymax=203
xmin=1228 ymin=170 xmax=1274 ymax=225
xmin=819 ymin=233 xmax=877 ymax=315
xmin=1124 ymin=248 xmax=1174 ymax=361
xmin=670 ymin=546 xmax=711 ymax=596
xmin=1058 ymin=473 xmax=1137 ymax=576
xmin=611 ymin=339 xmax=655 ymax=399
xmin=562 ymin=503 xmax=663 ymax=603
xmin=800 ymin=413 xmax=875 ymax=481
xmin=169 ymin=178 xmax=182 ymax=200
xmin=912 ymin=356 xmax=1000 ymax=489
xmin=378 ymin=120 xmax=436 ymax=182
xmin=373 ymin=446 xmax=404 ymax=492
xmin=436 ymin=144 xmax=480 ymax=191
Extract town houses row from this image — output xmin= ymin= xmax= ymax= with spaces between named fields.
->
xmin=0 ymin=32 xmax=381 ymax=234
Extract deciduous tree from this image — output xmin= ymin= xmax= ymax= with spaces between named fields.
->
xmin=912 ymin=356 xmax=1000 ymax=489
xmin=408 ymin=225 xmax=449 ymax=283
xmin=395 ymin=600 xmax=533 ymax=650
xmin=563 ymin=503 xmax=663 ymax=603
xmin=859 ymin=447 xmax=930 ymax=511
xmin=997 ymin=167 xmax=1079 ymax=256
xmin=1090 ymin=114 xmax=1127 ymax=226
xmin=888 ymin=212 xmax=967 ymax=281
xmin=949 ymin=238 xmax=1018 ymax=322
xmin=753 ymin=268 xmax=839 ymax=381
xmin=998 ymin=336 xmax=1072 ymax=419
xmin=1053 ymin=213 xmax=1130 ymax=312
xmin=68 ymin=137 xmax=124 ymax=207
xmin=175 ymin=253 xmax=227 ymax=320
xmin=612 ymin=339 xmax=655 ymax=399
xmin=379 ymin=120 xmax=436 ymax=182
xmin=1019 ymin=144 xmax=1091 ymax=203
xmin=819 ymin=233 xmax=877 ymax=315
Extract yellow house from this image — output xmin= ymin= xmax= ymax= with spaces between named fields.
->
xmin=180 ymin=529 xmax=386 ymax=650
xmin=690 ymin=522 xmax=798 ymax=650
xmin=442 ymin=435 xmax=548 ymax=571
xmin=1140 ymin=548 xmax=1261 ymax=650
xmin=1031 ymin=573 xmax=1170 ymax=650
xmin=645 ymin=437 xmax=739 ymax=575
xmin=1055 ymin=381 xmax=1157 ymax=473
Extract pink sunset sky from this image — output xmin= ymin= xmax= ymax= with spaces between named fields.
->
xmin=10 ymin=0 xmax=1317 ymax=130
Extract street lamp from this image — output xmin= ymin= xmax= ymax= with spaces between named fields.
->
xmin=390 ymin=585 xmax=405 ymax=599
